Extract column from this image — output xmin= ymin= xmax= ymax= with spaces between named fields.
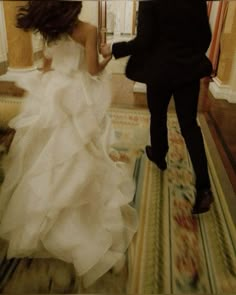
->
xmin=209 ymin=1 xmax=236 ymax=103
xmin=0 ymin=1 xmax=36 ymax=128
xmin=3 ymin=0 xmax=34 ymax=71
xmin=0 ymin=2 xmax=7 ymax=69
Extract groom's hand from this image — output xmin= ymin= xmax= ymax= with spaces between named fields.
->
xmin=100 ymin=43 xmax=112 ymax=58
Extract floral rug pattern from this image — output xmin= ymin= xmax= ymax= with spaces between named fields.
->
xmin=110 ymin=107 xmax=236 ymax=294
xmin=0 ymin=107 xmax=235 ymax=294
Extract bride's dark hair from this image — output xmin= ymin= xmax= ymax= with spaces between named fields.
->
xmin=16 ymin=0 xmax=82 ymax=44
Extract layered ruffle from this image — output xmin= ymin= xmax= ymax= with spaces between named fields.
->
xmin=0 ymin=69 xmax=137 ymax=287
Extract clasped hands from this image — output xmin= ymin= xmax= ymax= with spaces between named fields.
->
xmin=100 ymin=43 xmax=112 ymax=59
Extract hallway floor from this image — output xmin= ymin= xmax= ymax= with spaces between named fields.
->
xmin=0 ymin=72 xmax=236 ymax=293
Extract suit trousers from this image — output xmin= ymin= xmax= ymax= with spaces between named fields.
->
xmin=146 ymin=79 xmax=211 ymax=191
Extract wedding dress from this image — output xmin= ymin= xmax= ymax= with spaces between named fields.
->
xmin=0 ymin=37 xmax=138 ymax=287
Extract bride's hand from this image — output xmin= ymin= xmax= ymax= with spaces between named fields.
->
xmin=103 ymin=55 xmax=112 ymax=63
xmin=100 ymin=43 xmax=112 ymax=58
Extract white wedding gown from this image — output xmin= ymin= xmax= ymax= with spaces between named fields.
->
xmin=0 ymin=38 xmax=138 ymax=287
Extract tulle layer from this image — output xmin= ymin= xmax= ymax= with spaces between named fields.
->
xmin=0 ymin=70 xmax=138 ymax=287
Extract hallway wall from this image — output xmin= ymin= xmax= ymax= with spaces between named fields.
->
xmin=80 ymin=1 xmax=98 ymax=26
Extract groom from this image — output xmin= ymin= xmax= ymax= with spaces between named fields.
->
xmin=101 ymin=0 xmax=213 ymax=215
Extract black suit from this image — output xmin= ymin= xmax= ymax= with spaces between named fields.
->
xmin=112 ymin=0 xmax=212 ymax=192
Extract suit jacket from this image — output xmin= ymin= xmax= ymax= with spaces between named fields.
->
xmin=112 ymin=0 xmax=212 ymax=84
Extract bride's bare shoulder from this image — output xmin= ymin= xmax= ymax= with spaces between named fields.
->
xmin=71 ymin=21 xmax=97 ymax=46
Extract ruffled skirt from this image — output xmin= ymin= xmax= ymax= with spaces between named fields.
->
xmin=0 ymin=70 xmax=138 ymax=287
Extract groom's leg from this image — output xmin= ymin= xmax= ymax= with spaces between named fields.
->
xmin=173 ymin=79 xmax=211 ymax=191
xmin=146 ymin=83 xmax=172 ymax=161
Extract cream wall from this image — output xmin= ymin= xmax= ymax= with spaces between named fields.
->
xmin=80 ymin=1 xmax=98 ymax=26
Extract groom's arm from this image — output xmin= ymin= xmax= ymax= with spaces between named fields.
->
xmin=112 ymin=0 xmax=156 ymax=59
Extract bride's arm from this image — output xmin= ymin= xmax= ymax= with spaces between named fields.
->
xmin=85 ymin=26 xmax=111 ymax=76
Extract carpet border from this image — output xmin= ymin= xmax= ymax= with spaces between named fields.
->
xmin=198 ymin=114 xmax=236 ymax=225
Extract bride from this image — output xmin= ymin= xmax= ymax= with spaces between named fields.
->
xmin=0 ymin=0 xmax=138 ymax=288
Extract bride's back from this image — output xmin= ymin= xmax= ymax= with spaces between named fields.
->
xmin=45 ymin=21 xmax=96 ymax=74
xmin=45 ymin=38 xmax=85 ymax=74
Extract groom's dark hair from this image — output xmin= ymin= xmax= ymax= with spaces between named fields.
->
xmin=16 ymin=0 xmax=82 ymax=44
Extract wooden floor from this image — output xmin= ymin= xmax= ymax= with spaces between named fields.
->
xmin=111 ymin=74 xmax=236 ymax=195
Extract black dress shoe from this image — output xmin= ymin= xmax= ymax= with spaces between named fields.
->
xmin=192 ymin=189 xmax=214 ymax=215
xmin=145 ymin=145 xmax=167 ymax=171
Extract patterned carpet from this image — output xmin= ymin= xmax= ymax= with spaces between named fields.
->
xmin=0 ymin=107 xmax=235 ymax=294
xmin=110 ymin=107 xmax=236 ymax=294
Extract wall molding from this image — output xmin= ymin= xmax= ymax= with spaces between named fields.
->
xmin=0 ymin=61 xmax=7 ymax=75
xmin=0 ymin=51 xmax=42 ymax=76
xmin=0 ymin=2 xmax=7 ymax=62
xmin=209 ymin=77 xmax=236 ymax=103
xmin=133 ymin=82 xmax=146 ymax=93
xmin=0 ymin=53 xmax=6 ymax=64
